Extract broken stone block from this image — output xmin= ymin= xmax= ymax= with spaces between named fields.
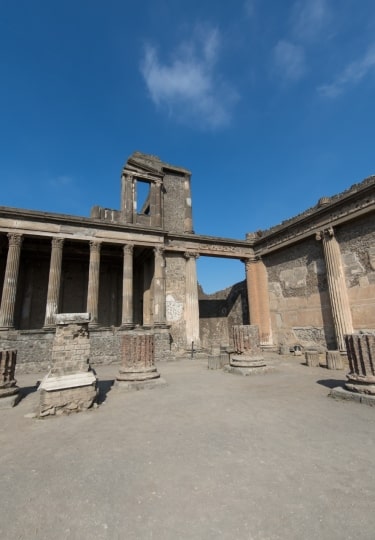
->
xmin=305 ymin=350 xmax=319 ymax=367
xmin=326 ymin=351 xmax=344 ymax=370
xmin=38 ymin=314 xmax=97 ymax=416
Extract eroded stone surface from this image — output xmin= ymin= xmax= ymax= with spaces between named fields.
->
xmin=0 ymin=349 xmax=19 ymax=405
xmin=344 ymin=333 xmax=375 ymax=395
xmin=116 ymin=333 xmax=163 ymax=387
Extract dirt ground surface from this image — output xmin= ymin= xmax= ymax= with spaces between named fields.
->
xmin=1 ymin=353 xmax=374 ymax=540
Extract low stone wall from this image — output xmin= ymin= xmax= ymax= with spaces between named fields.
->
xmin=0 ymin=327 xmax=173 ymax=373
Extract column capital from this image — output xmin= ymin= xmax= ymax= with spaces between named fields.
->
xmin=316 ymin=227 xmax=334 ymax=241
xmin=123 ymin=244 xmax=134 ymax=255
xmin=154 ymin=178 xmax=163 ymax=187
xmin=89 ymin=240 xmax=102 ymax=252
xmin=7 ymin=233 xmax=23 ymax=247
xmin=184 ymin=251 xmax=199 ymax=260
xmin=51 ymin=237 xmax=64 ymax=249
xmin=154 ymin=246 xmax=165 ymax=257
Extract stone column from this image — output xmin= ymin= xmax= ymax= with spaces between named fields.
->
xmin=153 ymin=247 xmax=166 ymax=327
xmin=0 ymin=349 xmax=19 ymax=406
xmin=44 ymin=237 xmax=64 ymax=328
xmin=244 ymin=256 xmax=272 ymax=347
xmin=0 ymin=233 xmax=23 ymax=329
xmin=87 ymin=241 xmax=101 ymax=326
xmin=121 ymin=244 xmax=134 ymax=328
xmin=226 ymin=324 xmax=267 ymax=375
xmin=184 ymin=252 xmax=201 ymax=349
xmin=345 ymin=333 xmax=375 ymax=395
xmin=316 ymin=227 xmax=353 ymax=351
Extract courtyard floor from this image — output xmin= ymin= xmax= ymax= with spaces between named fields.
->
xmin=1 ymin=354 xmax=374 ymax=540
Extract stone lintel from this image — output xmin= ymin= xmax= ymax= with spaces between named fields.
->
xmin=55 ymin=313 xmax=90 ymax=325
xmin=39 ymin=371 xmax=96 ymax=391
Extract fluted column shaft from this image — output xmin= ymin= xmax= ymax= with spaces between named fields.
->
xmin=0 ymin=233 xmax=23 ymax=329
xmin=245 ymin=256 xmax=272 ymax=346
xmin=317 ymin=227 xmax=353 ymax=351
xmin=44 ymin=237 xmax=64 ymax=327
xmin=87 ymin=241 xmax=101 ymax=325
xmin=153 ymin=247 xmax=166 ymax=326
xmin=184 ymin=252 xmax=201 ymax=348
xmin=121 ymin=244 xmax=134 ymax=327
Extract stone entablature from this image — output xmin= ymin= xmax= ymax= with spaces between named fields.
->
xmin=252 ymin=175 xmax=375 ymax=255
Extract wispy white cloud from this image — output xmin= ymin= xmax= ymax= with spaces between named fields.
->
xmin=48 ymin=175 xmax=73 ymax=188
xmin=140 ymin=26 xmax=238 ymax=129
xmin=318 ymin=43 xmax=375 ymax=98
xmin=291 ymin=0 xmax=331 ymax=42
xmin=244 ymin=0 xmax=256 ymax=18
xmin=273 ymin=40 xmax=307 ymax=82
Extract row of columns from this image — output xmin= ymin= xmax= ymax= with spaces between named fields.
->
xmin=0 ymin=234 xmax=167 ymax=330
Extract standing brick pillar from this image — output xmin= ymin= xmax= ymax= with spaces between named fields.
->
xmin=345 ymin=334 xmax=375 ymax=395
xmin=316 ymin=228 xmax=353 ymax=351
xmin=44 ymin=237 xmax=64 ymax=328
xmin=225 ymin=325 xmax=268 ymax=375
xmin=38 ymin=313 xmax=97 ymax=416
xmin=87 ymin=241 xmax=101 ymax=326
xmin=244 ymin=256 xmax=272 ymax=347
xmin=184 ymin=252 xmax=200 ymax=349
xmin=0 ymin=349 xmax=19 ymax=407
xmin=0 ymin=233 xmax=23 ymax=329
xmin=116 ymin=333 xmax=165 ymax=389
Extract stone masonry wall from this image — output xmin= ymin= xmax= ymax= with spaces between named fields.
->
xmin=163 ymin=173 xmax=188 ymax=233
xmin=264 ymin=237 xmax=336 ymax=350
xmin=336 ymin=215 xmax=375 ymax=330
xmin=199 ymin=281 xmax=249 ymax=350
xmin=165 ymin=253 xmax=187 ymax=351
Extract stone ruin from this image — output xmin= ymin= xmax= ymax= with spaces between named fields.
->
xmin=38 ymin=314 xmax=98 ymax=416
xmin=345 ymin=333 xmax=375 ymax=395
xmin=116 ymin=332 xmax=166 ymax=390
xmin=225 ymin=325 xmax=268 ymax=375
xmin=0 ymin=349 xmax=19 ymax=408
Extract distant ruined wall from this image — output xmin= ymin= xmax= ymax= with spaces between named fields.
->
xmin=163 ymin=172 xmax=192 ymax=233
xmin=198 ymin=281 xmax=249 ymax=350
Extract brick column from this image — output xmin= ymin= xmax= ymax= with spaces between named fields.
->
xmin=244 ymin=256 xmax=272 ymax=347
xmin=44 ymin=237 xmax=64 ymax=328
xmin=87 ymin=241 xmax=101 ymax=326
xmin=153 ymin=247 xmax=166 ymax=327
xmin=0 ymin=233 xmax=23 ymax=329
xmin=184 ymin=252 xmax=201 ymax=348
xmin=121 ymin=244 xmax=134 ymax=328
xmin=316 ymin=227 xmax=353 ymax=351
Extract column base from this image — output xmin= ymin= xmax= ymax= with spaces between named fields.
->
xmin=119 ymin=323 xmax=135 ymax=330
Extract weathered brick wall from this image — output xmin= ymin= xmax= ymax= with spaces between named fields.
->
xmin=264 ymin=237 xmax=335 ymax=350
xmin=198 ymin=281 xmax=249 ymax=350
xmin=163 ymin=173 xmax=188 ymax=233
xmin=165 ymin=253 xmax=187 ymax=351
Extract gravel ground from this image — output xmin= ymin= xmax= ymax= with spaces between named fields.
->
xmin=1 ymin=354 xmax=374 ymax=540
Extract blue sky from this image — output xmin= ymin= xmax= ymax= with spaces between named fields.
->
xmin=1 ymin=0 xmax=375 ymax=293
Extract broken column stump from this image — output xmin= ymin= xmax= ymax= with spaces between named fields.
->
xmin=116 ymin=333 xmax=166 ymax=390
xmin=38 ymin=314 xmax=97 ymax=416
xmin=344 ymin=333 xmax=375 ymax=395
xmin=0 ymin=349 xmax=19 ymax=408
xmin=326 ymin=350 xmax=344 ymax=370
xmin=225 ymin=325 xmax=268 ymax=375
xmin=305 ymin=350 xmax=319 ymax=367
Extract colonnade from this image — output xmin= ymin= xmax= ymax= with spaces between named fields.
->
xmin=0 ymin=234 xmax=167 ymax=330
